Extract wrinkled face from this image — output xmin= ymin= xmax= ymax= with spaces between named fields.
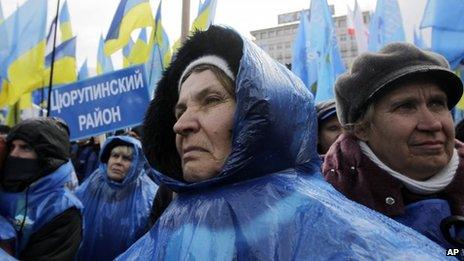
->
xmin=318 ymin=116 xmax=342 ymax=154
xmin=107 ymin=146 xmax=133 ymax=182
xmin=174 ymin=70 xmax=236 ymax=183
xmin=357 ymin=83 xmax=454 ymax=181
xmin=10 ymin=139 xmax=37 ymax=159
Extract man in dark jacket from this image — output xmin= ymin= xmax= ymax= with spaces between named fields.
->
xmin=0 ymin=118 xmax=82 ymax=260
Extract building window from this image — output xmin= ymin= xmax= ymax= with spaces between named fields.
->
xmin=269 ymin=30 xmax=275 ymax=37
xmin=269 ymin=44 xmax=274 ymax=51
xmin=338 ymin=19 xmax=346 ymax=27
xmin=285 ymin=42 xmax=291 ymax=49
xmin=276 ymin=29 xmax=282 ymax=36
xmin=260 ymin=32 xmax=266 ymax=39
xmin=277 ymin=44 xmax=282 ymax=50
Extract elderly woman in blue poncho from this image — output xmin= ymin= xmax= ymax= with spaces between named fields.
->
xmin=75 ymin=135 xmax=157 ymax=261
xmin=118 ymin=26 xmax=448 ymax=260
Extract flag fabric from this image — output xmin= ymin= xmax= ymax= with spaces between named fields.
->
xmin=122 ymin=38 xmax=135 ymax=68
xmin=78 ymin=59 xmax=89 ymax=80
xmin=307 ymin=0 xmax=346 ymax=103
xmin=146 ymin=1 xmax=171 ymax=98
xmin=0 ymin=0 xmax=48 ymax=107
xmin=420 ymin=0 xmax=464 ymax=31
xmin=97 ymin=35 xmax=114 ymax=75
xmin=413 ymin=27 xmax=427 ymax=49
xmin=347 ymin=0 xmax=368 ymax=54
xmin=420 ymin=0 xmax=464 ymax=69
xmin=43 ymin=36 xmax=77 ymax=86
xmin=368 ymin=0 xmax=405 ymax=52
xmin=128 ymin=28 xmax=150 ymax=65
xmin=104 ymin=0 xmax=154 ymax=56
xmin=191 ymin=0 xmax=217 ymax=31
xmin=0 ymin=2 xmax=4 ymax=25
xmin=291 ymin=11 xmax=317 ymax=92
xmin=59 ymin=0 xmax=73 ymax=42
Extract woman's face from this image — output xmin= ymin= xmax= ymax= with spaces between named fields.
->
xmin=174 ymin=69 xmax=236 ymax=183
xmin=318 ymin=116 xmax=342 ymax=154
xmin=107 ymin=146 xmax=133 ymax=182
xmin=356 ymin=82 xmax=454 ymax=181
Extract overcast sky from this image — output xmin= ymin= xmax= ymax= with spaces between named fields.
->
xmin=2 ymin=0 xmax=426 ymax=70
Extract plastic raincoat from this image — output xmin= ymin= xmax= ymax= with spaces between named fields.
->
xmin=118 ymin=26 xmax=448 ymax=260
xmin=75 ymin=136 xmax=157 ymax=261
xmin=0 ymin=161 xmax=82 ymax=256
xmin=0 ymin=215 xmax=15 ymax=242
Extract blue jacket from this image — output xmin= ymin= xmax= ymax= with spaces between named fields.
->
xmin=118 ymin=26 xmax=447 ymax=260
xmin=76 ymin=136 xmax=157 ymax=261
xmin=0 ymin=161 xmax=82 ymax=256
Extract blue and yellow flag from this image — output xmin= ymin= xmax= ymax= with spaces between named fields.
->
xmin=122 ymin=38 xmax=135 ymax=68
xmin=97 ymin=35 xmax=114 ymax=75
xmin=191 ymin=0 xmax=217 ymax=31
xmin=59 ymin=0 xmax=73 ymax=42
xmin=78 ymin=59 xmax=89 ymax=80
xmin=43 ymin=36 xmax=77 ymax=86
xmin=146 ymin=0 xmax=171 ymax=98
xmin=0 ymin=0 xmax=48 ymax=107
xmin=129 ymin=28 xmax=150 ymax=65
xmin=104 ymin=0 xmax=154 ymax=56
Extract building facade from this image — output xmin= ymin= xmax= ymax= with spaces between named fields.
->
xmin=250 ymin=8 xmax=371 ymax=69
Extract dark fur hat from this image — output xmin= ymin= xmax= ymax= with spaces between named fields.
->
xmin=142 ymin=26 xmax=243 ymax=181
xmin=335 ymin=42 xmax=463 ymax=126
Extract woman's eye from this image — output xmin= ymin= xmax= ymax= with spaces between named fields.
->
xmin=429 ymin=100 xmax=447 ymax=110
xmin=204 ymin=95 xmax=222 ymax=105
xmin=396 ymin=103 xmax=415 ymax=111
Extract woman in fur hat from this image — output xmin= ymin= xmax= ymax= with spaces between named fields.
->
xmin=324 ymin=42 xmax=464 ymax=248
xmin=118 ymin=26 xmax=447 ymax=260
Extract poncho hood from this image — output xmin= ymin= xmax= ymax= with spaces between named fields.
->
xmin=143 ymin=26 xmax=319 ymax=192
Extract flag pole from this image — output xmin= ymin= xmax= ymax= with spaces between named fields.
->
xmin=46 ymin=0 xmax=61 ymax=117
xmin=181 ymin=0 xmax=190 ymax=43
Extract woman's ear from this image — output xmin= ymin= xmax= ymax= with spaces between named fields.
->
xmin=353 ymin=123 xmax=370 ymax=142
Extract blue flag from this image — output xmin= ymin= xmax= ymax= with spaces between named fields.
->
xmin=368 ymin=0 xmax=405 ymax=51
xmin=413 ymin=27 xmax=426 ymax=49
xmin=307 ymin=0 xmax=346 ymax=102
xmin=78 ymin=59 xmax=89 ymax=81
xmin=291 ymin=11 xmax=317 ymax=92
xmin=420 ymin=0 xmax=464 ymax=69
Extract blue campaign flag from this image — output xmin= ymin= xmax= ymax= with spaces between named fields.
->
xmin=78 ymin=59 xmax=89 ymax=81
xmin=420 ymin=0 xmax=464 ymax=31
xmin=291 ymin=11 xmax=317 ymax=91
xmin=49 ymin=65 xmax=150 ymax=140
xmin=413 ymin=27 xmax=427 ymax=49
xmin=307 ymin=0 xmax=346 ymax=103
xmin=368 ymin=0 xmax=405 ymax=51
xmin=420 ymin=0 xmax=464 ymax=69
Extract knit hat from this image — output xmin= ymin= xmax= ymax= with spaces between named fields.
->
xmin=316 ymin=100 xmax=337 ymax=125
xmin=335 ymin=42 xmax=463 ymax=126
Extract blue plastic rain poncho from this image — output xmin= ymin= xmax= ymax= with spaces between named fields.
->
xmin=0 ymin=215 xmax=15 ymax=242
xmin=75 ymin=136 xmax=157 ymax=261
xmin=0 ymin=161 xmax=82 ymax=256
xmin=118 ymin=26 xmax=448 ymax=260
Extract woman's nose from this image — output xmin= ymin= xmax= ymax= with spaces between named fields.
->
xmin=173 ymin=109 xmax=200 ymax=136
xmin=417 ymin=107 xmax=442 ymax=132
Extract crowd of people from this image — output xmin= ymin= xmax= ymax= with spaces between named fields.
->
xmin=0 ymin=25 xmax=463 ymax=260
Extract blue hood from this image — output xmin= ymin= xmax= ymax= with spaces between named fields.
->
xmin=121 ymin=26 xmax=448 ymax=260
xmin=145 ymin=26 xmax=319 ymax=192
xmin=75 ymin=136 xmax=157 ymax=261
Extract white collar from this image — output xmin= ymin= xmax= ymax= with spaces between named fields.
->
xmin=358 ymin=141 xmax=458 ymax=195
